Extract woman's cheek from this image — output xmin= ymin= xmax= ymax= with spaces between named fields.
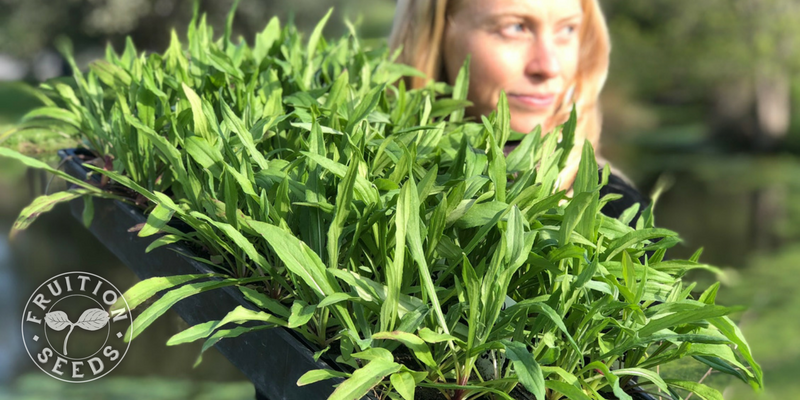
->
xmin=559 ymin=45 xmax=581 ymax=81
xmin=467 ymin=44 xmax=519 ymax=111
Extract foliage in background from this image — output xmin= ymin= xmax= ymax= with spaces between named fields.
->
xmin=605 ymin=0 xmax=800 ymax=94
xmin=0 ymin=0 xmax=395 ymax=76
xmin=602 ymin=0 xmax=800 ymax=153
xmin=0 ymin=3 xmax=763 ymax=400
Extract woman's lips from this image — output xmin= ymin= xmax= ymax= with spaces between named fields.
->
xmin=507 ymin=93 xmax=556 ymax=109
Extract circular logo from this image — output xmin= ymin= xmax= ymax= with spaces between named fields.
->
xmin=21 ymin=271 xmax=132 ymax=383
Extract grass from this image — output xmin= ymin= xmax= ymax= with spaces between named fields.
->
xmin=710 ymin=245 xmax=800 ymax=399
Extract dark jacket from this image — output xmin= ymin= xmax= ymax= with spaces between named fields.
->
xmin=599 ymin=170 xmax=650 ymax=224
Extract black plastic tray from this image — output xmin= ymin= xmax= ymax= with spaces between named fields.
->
xmin=58 ymin=149 xmax=345 ymax=400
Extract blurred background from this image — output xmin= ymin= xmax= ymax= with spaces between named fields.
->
xmin=0 ymin=0 xmax=797 ymax=399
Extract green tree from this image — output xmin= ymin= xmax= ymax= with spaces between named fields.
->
xmin=0 ymin=0 xmax=394 ymax=65
xmin=605 ymin=0 xmax=800 ymax=145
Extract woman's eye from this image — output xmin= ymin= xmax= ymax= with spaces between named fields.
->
xmin=500 ymin=23 xmax=528 ymax=37
xmin=559 ymin=25 xmax=577 ymax=37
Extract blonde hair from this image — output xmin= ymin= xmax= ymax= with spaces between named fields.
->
xmin=389 ymin=0 xmax=611 ymax=191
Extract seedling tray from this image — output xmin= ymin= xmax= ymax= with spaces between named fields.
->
xmin=58 ymin=148 xmax=344 ymax=400
xmin=56 ymin=148 xmax=658 ymax=400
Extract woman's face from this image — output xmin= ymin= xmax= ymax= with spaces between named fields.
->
xmin=442 ymin=0 xmax=583 ymax=133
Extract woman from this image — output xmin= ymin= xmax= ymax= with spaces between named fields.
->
xmin=389 ymin=0 xmax=647 ymax=220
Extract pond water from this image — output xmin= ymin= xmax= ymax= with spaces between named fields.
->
xmin=0 ymin=230 xmax=24 ymax=385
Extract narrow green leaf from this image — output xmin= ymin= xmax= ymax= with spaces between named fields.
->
xmin=327 ymin=155 xmax=359 ymax=270
xmin=328 ymin=359 xmax=401 ymax=400
xmin=83 ymin=164 xmax=158 ymax=203
xmin=351 ymin=347 xmax=394 ymax=363
xmin=288 ymin=301 xmax=316 ymax=328
xmin=503 ymin=301 xmax=580 ymax=353
xmin=303 ymin=8 xmax=333 ymax=87
xmin=613 ymin=368 xmax=670 ymax=393
xmin=604 ymin=228 xmax=678 ymax=261
xmin=345 ymin=84 xmax=384 ymax=134
xmin=506 ymin=125 xmax=541 ymax=173
xmin=557 ymin=104 xmax=578 ymax=169
xmin=174 ymin=305 xmax=286 ymax=348
xmin=449 ymin=56 xmax=470 ymax=122
xmin=402 ymin=174 xmax=450 ymax=335
xmin=193 ymin=324 xmax=274 ymax=367
xmin=21 ymin=107 xmax=81 ymax=127
xmin=544 ymin=381 xmax=591 ymax=400
xmin=238 ymin=286 xmax=291 ymax=319
xmin=665 ymin=380 xmax=723 ymax=400
xmin=501 ymin=340 xmax=545 ymax=400
xmin=494 ymin=91 xmax=511 ymax=146
xmin=325 ymin=70 xmax=350 ymax=109
xmin=318 ymin=293 xmax=359 ymax=308
xmin=581 ymin=361 xmax=631 ymax=400
xmin=640 ymin=304 xmax=735 ymax=337
xmin=222 ymin=0 xmax=241 ymax=48
xmin=253 ymin=17 xmax=280 ymax=62
xmin=297 ymin=369 xmax=350 ymax=386
xmin=559 ymin=191 xmax=593 ymax=245
xmin=12 ymin=190 xmax=93 ymax=236
xmin=691 ymin=355 xmax=752 ymax=384
xmin=139 ymin=204 xmax=175 ymax=238
xmin=125 ymin=114 xmax=187 ymax=176
xmin=330 ymin=270 xmax=425 ymax=317
xmin=167 ymin=321 xmax=219 ymax=346
xmin=373 ymin=331 xmax=437 ymax=369
xmin=600 ymin=333 xmax=730 ymax=359
xmin=191 ymin=212 xmax=271 ymax=274
xmin=221 ymin=101 xmax=268 ymax=170
xmin=111 ymin=274 xmax=217 ymax=312
xmin=182 ymin=83 xmax=212 ymax=142
xmin=622 ymin=251 xmax=637 ymax=300
xmin=383 ymin=180 xmax=410 ymax=331
xmin=430 ymin=99 xmax=473 ymax=118
xmin=185 ymin=135 xmax=225 ymax=179
xmin=708 ymin=316 xmax=763 ymax=388
xmin=125 ymin=277 xmax=264 ymax=341
xmin=145 ymin=234 xmax=184 ymax=253
xmin=699 ymin=282 xmax=720 ymax=305
xmin=418 ymin=328 xmax=460 ymax=344
xmin=248 ymin=220 xmax=332 ymax=297
xmin=390 ymin=372 xmax=416 ymax=400
xmin=0 ymin=148 xmax=102 ymax=193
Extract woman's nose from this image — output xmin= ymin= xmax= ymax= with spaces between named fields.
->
xmin=525 ymin=35 xmax=561 ymax=80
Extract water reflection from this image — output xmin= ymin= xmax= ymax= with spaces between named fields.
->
xmin=0 ymin=229 xmax=23 ymax=385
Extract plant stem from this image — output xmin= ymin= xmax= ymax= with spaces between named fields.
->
xmin=657 ymin=365 xmax=663 ymax=400
xmin=684 ymin=368 xmax=713 ymax=400
xmin=63 ymin=324 xmax=75 ymax=356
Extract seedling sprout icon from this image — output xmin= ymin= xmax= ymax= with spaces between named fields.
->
xmin=44 ymin=308 xmax=110 ymax=356
xmin=23 ymin=272 xmax=132 ymax=383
